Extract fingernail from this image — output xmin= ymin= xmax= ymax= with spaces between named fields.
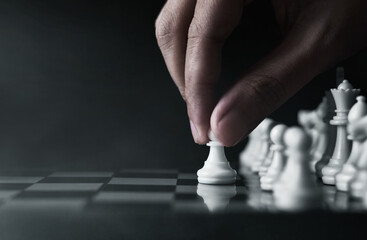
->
xmin=190 ymin=120 xmax=199 ymax=143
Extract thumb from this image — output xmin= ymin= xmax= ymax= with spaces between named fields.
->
xmin=210 ymin=21 xmax=337 ymax=146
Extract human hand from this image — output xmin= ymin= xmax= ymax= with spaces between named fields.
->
xmin=155 ymin=0 xmax=367 ymax=146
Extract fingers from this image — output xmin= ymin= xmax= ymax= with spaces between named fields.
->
xmin=155 ymin=0 xmax=196 ymax=98
xmin=210 ymin=20 xmax=332 ymax=146
xmin=185 ymin=0 xmax=244 ymax=144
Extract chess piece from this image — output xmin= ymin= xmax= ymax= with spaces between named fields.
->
xmin=310 ymin=97 xmax=329 ymax=171
xmin=258 ymin=145 xmax=275 ymax=177
xmin=260 ymin=124 xmax=287 ymax=191
xmin=197 ymin=131 xmax=237 ymax=184
xmin=336 ymin=96 xmax=367 ymax=191
xmin=349 ymin=116 xmax=367 ymax=198
xmin=251 ymin=118 xmax=275 ymax=173
xmin=239 ymin=125 xmax=262 ymax=173
xmin=197 ymin=184 xmax=237 ymax=213
xmin=322 ymin=80 xmax=360 ymax=185
xmin=316 ymin=91 xmax=337 ymax=177
xmin=273 ymin=127 xmax=322 ymax=210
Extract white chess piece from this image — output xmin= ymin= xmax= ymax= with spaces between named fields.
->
xmin=322 ymin=80 xmax=360 ymax=185
xmin=310 ymin=97 xmax=329 ymax=171
xmin=315 ymin=91 xmax=337 ymax=177
xmin=251 ymin=118 xmax=275 ymax=173
xmin=349 ymin=115 xmax=367 ymax=198
xmin=239 ymin=125 xmax=262 ymax=173
xmin=273 ymin=127 xmax=322 ymax=210
xmin=336 ymin=96 xmax=367 ymax=191
xmin=260 ymin=124 xmax=287 ymax=191
xmin=197 ymin=131 xmax=237 ymax=184
xmin=197 ymin=184 xmax=237 ymax=213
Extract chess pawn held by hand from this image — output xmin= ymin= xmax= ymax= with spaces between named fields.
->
xmin=322 ymin=80 xmax=360 ymax=185
xmin=260 ymin=124 xmax=287 ymax=191
xmin=273 ymin=127 xmax=322 ymax=210
xmin=197 ymin=131 xmax=237 ymax=184
xmin=336 ymin=96 xmax=367 ymax=191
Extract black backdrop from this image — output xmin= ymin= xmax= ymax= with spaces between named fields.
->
xmin=0 ymin=0 xmax=366 ymax=170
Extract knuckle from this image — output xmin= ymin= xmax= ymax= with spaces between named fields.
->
xmin=155 ymin=13 xmax=177 ymax=49
xmin=187 ymin=17 xmax=224 ymax=45
xmin=187 ymin=17 xmax=205 ymax=40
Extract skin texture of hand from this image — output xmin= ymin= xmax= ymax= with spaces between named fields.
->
xmin=155 ymin=0 xmax=367 ymax=146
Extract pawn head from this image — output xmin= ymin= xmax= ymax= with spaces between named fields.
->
xmin=270 ymin=124 xmax=287 ymax=145
xmin=284 ymin=127 xmax=311 ymax=151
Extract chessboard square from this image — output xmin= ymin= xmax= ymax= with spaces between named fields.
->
xmin=0 ymin=183 xmax=33 ymax=190
xmin=175 ymin=185 xmax=197 ymax=194
xmin=119 ymin=168 xmax=178 ymax=174
xmin=0 ymin=190 xmax=21 ymax=200
xmin=102 ymin=184 xmax=175 ymax=192
xmin=15 ymin=191 xmax=95 ymax=199
xmin=116 ymin=169 xmax=178 ymax=179
xmin=49 ymin=171 xmax=114 ymax=178
xmin=0 ymin=170 xmax=52 ymax=177
xmin=0 ymin=199 xmax=86 ymax=211
xmin=175 ymin=193 xmax=201 ymax=201
xmin=109 ymin=178 xmax=177 ymax=186
xmin=94 ymin=192 xmax=174 ymax=203
xmin=178 ymin=173 xmax=197 ymax=180
xmin=0 ymin=177 xmax=44 ymax=184
xmin=26 ymin=183 xmax=103 ymax=192
xmin=39 ymin=177 xmax=110 ymax=183
xmin=176 ymin=179 xmax=198 ymax=186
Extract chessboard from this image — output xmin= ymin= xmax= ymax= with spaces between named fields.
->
xmin=0 ymin=168 xmax=365 ymax=213
xmin=1 ymin=168 xmax=367 ymax=240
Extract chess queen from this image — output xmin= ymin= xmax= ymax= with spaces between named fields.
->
xmin=322 ymin=80 xmax=360 ymax=185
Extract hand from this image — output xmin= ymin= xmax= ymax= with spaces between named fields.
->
xmin=155 ymin=0 xmax=367 ymax=146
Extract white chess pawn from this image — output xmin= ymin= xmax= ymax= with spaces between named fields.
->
xmin=336 ymin=96 xmax=367 ymax=191
xmin=197 ymin=131 xmax=237 ymax=184
xmin=260 ymin=124 xmax=287 ymax=191
xmin=273 ymin=127 xmax=322 ymax=210
xmin=197 ymin=184 xmax=237 ymax=213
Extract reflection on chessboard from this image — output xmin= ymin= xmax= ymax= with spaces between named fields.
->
xmin=0 ymin=169 xmax=366 ymax=214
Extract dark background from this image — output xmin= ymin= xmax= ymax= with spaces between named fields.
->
xmin=0 ymin=0 xmax=366 ymax=170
